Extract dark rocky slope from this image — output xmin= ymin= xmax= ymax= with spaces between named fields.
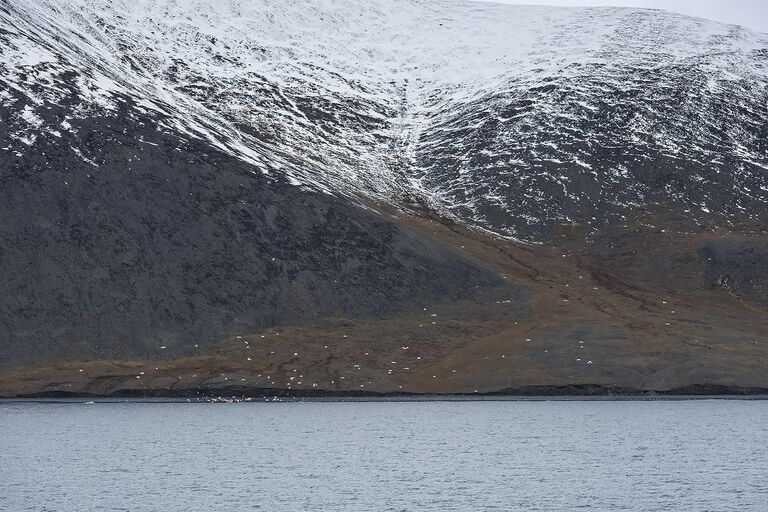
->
xmin=0 ymin=100 xmax=506 ymax=371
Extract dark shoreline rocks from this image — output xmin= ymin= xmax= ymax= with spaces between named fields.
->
xmin=7 ymin=384 xmax=768 ymax=401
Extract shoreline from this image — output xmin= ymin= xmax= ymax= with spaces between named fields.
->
xmin=3 ymin=396 xmax=768 ymax=404
xmin=3 ymin=384 xmax=768 ymax=403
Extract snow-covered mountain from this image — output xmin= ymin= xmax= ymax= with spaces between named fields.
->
xmin=4 ymin=0 xmax=767 ymax=240
xmin=2 ymin=0 xmax=768 ymax=396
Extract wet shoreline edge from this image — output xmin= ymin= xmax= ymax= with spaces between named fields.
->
xmin=3 ymin=384 xmax=768 ymax=403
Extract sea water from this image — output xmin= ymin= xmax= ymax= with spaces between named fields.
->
xmin=1 ymin=399 xmax=766 ymax=511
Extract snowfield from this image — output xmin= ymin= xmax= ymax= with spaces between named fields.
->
xmin=2 ymin=0 xmax=768 ymax=239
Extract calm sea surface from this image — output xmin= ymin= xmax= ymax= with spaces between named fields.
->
xmin=1 ymin=399 xmax=766 ymax=511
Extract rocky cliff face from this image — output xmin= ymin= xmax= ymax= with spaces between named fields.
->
xmin=1 ymin=0 xmax=767 ymax=396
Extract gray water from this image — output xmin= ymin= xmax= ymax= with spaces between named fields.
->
xmin=1 ymin=400 xmax=767 ymax=511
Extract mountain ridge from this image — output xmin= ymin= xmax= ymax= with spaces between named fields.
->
xmin=5 ymin=0 xmax=768 ymax=240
